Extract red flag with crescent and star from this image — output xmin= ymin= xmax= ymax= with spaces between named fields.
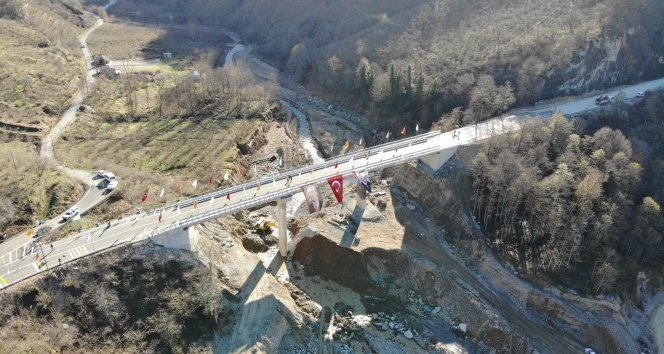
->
xmin=327 ymin=174 xmax=344 ymax=204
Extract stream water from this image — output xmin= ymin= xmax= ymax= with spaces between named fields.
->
xmin=224 ymin=42 xmax=323 ymax=217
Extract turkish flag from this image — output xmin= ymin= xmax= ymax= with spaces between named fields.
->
xmin=141 ymin=193 xmax=148 ymax=202
xmin=327 ymin=175 xmax=344 ymax=204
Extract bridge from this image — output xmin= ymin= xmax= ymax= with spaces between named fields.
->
xmin=0 ymin=114 xmax=518 ymax=289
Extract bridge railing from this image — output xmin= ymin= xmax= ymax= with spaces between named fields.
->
xmin=150 ymin=130 xmax=442 ymax=214
xmin=175 ymin=135 xmax=452 ymax=228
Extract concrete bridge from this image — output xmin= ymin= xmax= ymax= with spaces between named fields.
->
xmin=0 ymin=115 xmax=522 ymax=289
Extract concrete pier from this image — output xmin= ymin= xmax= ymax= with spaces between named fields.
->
xmin=276 ymin=196 xmax=291 ymax=256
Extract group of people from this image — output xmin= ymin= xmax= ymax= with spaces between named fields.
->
xmin=452 ymin=130 xmax=462 ymax=140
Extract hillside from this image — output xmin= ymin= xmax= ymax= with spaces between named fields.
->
xmin=107 ymin=0 xmax=664 ymax=128
xmin=0 ymin=0 xmax=95 ymax=237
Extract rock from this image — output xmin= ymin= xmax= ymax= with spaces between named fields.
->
xmin=263 ymin=233 xmax=278 ymax=245
xmin=78 ymin=104 xmax=95 ymax=113
xmin=459 ymin=323 xmax=467 ymax=333
xmin=404 ymin=330 xmax=413 ymax=339
xmin=372 ymin=313 xmax=377 ymax=319
xmin=389 ymin=322 xmax=394 ymax=329
xmin=432 ymin=306 xmax=442 ymax=314
xmin=406 ymin=203 xmax=416 ymax=210
xmin=241 ymin=234 xmax=268 ymax=252
xmin=381 ymin=322 xmax=389 ymax=331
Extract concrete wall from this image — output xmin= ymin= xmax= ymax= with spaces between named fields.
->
xmin=419 ymin=146 xmax=458 ymax=171
xmin=150 ymin=226 xmax=199 ymax=251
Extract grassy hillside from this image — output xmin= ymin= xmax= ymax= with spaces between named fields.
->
xmin=0 ymin=0 xmax=94 ymax=238
xmin=0 ymin=0 xmax=93 ymax=127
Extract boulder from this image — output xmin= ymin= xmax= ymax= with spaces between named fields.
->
xmin=241 ymin=234 xmax=268 ymax=252
xmin=263 ymin=233 xmax=278 ymax=246
xmin=404 ymin=330 xmax=413 ymax=339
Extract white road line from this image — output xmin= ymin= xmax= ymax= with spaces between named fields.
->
xmin=32 ymin=263 xmax=40 ymax=271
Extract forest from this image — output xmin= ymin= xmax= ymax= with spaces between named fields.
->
xmin=107 ymin=0 xmax=664 ymax=129
xmin=469 ymin=91 xmax=664 ymax=294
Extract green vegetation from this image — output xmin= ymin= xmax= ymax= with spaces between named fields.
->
xmin=108 ymin=0 xmax=664 ymax=129
xmin=0 ymin=245 xmax=225 ymax=353
xmin=0 ymin=141 xmax=84 ymax=240
xmin=469 ymin=91 xmax=664 ymax=294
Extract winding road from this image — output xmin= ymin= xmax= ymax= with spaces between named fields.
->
xmin=0 ymin=4 xmax=663 ymax=352
xmin=0 ymin=1 xmax=116 ymax=278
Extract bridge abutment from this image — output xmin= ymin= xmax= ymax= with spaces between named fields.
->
xmin=150 ymin=226 xmax=199 ymax=251
xmin=420 ymin=146 xmax=458 ymax=171
xmin=277 ymin=196 xmax=292 ymax=257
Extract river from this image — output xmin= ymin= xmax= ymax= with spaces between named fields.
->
xmin=224 ymin=42 xmax=323 ymax=217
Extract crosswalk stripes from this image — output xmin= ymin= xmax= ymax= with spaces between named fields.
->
xmin=67 ymin=245 xmax=89 ymax=259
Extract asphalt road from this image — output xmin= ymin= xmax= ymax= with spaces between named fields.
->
xmin=0 ymin=5 xmax=114 ymax=279
xmin=516 ymin=78 xmax=664 ymax=117
xmin=3 ymin=74 xmax=664 ymax=287
xmin=0 ymin=119 xmax=523 ymax=288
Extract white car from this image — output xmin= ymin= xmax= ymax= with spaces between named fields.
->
xmin=63 ymin=206 xmax=80 ymax=220
xmin=106 ymin=180 xmax=119 ymax=190
xmin=636 ymin=91 xmax=645 ymax=97
xmin=97 ymin=170 xmax=106 ymax=177
xmin=103 ymin=172 xmax=116 ymax=182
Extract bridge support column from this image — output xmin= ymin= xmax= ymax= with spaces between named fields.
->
xmin=356 ymin=182 xmax=367 ymax=208
xmin=277 ymin=196 xmax=291 ymax=257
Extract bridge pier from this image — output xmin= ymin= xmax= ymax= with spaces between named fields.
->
xmin=420 ymin=146 xmax=458 ymax=171
xmin=277 ymin=196 xmax=291 ymax=257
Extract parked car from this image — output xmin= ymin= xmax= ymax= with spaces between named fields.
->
xmin=63 ymin=206 xmax=80 ymax=220
xmin=636 ymin=91 xmax=645 ymax=97
xmin=595 ymin=95 xmax=611 ymax=105
xmin=97 ymin=170 xmax=106 ymax=177
xmin=103 ymin=172 xmax=116 ymax=182
xmin=106 ymin=180 xmax=119 ymax=190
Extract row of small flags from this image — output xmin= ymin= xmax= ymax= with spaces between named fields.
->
xmin=141 ymin=123 xmax=422 ymax=203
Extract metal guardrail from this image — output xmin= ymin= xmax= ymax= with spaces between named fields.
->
xmin=152 ymin=130 xmax=442 ymax=213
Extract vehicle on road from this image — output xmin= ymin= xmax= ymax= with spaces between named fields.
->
xmin=96 ymin=170 xmax=106 ymax=177
xmin=62 ymin=206 xmax=80 ymax=220
xmin=636 ymin=91 xmax=645 ymax=97
xmin=106 ymin=180 xmax=119 ymax=190
xmin=81 ymin=44 xmax=86 ymax=48
xmin=103 ymin=172 xmax=116 ymax=182
xmin=595 ymin=95 xmax=612 ymax=105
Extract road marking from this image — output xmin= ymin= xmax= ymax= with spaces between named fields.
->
xmin=32 ymin=263 xmax=40 ymax=271
xmin=68 ymin=245 xmax=89 ymax=258
xmin=0 ymin=276 xmax=7 ymax=286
